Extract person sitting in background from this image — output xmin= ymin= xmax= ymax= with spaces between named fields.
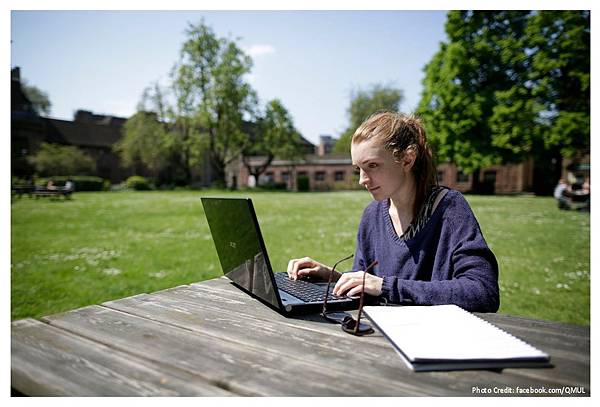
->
xmin=582 ymin=180 xmax=590 ymax=211
xmin=554 ymin=179 xmax=571 ymax=210
xmin=575 ymin=178 xmax=590 ymax=212
xmin=46 ymin=179 xmax=57 ymax=191
xmin=63 ymin=179 xmax=74 ymax=198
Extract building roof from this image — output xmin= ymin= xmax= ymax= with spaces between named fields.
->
xmin=245 ymin=154 xmax=352 ymax=167
xmin=44 ymin=118 xmax=124 ymax=149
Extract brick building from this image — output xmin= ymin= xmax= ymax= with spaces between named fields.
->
xmin=230 ymin=136 xmax=585 ymax=195
xmin=11 ymin=67 xmax=138 ymax=182
xmin=232 ymin=154 xmax=357 ymax=191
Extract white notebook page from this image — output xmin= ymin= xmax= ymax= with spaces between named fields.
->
xmin=364 ymin=305 xmax=549 ymax=361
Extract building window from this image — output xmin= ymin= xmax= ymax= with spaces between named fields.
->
xmin=483 ymin=170 xmax=497 ymax=183
xmin=334 ymin=171 xmax=345 ymax=181
xmin=297 ymin=171 xmax=307 ymax=178
xmin=437 ymin=171 xmax=444 ymax=184
xmin=281 ymin=172 xmax=290 ymax=182
xmin=315 ymin=171 xmax=326 ymax=182
xmin=456 ymin=170 xmax=469 ymax=183
xmin=259 ymin=172 xmax=274 ymax=185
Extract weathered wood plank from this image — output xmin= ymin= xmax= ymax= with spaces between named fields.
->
xmin=103 ymin=287 xmax=584 ymax=395
xmin=11 ymin=319 xmax=233 ymax=396
xmin=184 ymin=279 xmax=589 ymax=390
xmin=200 ymin=277 xmax=591 ymax=363
xmin=172 ymin=281 xmax=589 ymax=355
xmin=11 ymin=276 xmax=589 ymax=396
xmin=476 ymin=314 xmax=590 ymax=389
xmin=41 ymin=305 xmax=431 ymax=396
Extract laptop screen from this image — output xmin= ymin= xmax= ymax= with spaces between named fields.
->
xmin=202 ymin=198 xmax=280 ymax=310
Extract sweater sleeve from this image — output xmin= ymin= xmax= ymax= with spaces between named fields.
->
xmin=381 ymin=194 xmax=500 ymax=312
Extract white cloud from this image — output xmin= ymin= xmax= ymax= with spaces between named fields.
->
xmin=243 ymin=44 xmax=276 ymax=58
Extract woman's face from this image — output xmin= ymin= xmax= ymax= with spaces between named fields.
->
xmin=351 ymin=138 xmax=414 ymax=201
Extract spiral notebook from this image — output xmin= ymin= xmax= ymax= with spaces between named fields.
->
xmin=363 ymin=304 xmax=551 ymax=372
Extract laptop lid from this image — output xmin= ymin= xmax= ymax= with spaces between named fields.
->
xmin=201 ymin=197 xmax=284 ymax=312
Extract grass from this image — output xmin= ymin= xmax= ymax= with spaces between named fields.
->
xmin=11 ymin=190 xmax=590 ymax=325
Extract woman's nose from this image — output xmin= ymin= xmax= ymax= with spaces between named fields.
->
xmin=359 ymin=169 xmax=369 ymax=186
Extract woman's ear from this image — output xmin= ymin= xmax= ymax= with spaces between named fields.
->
xmin=402 ymin=145 xmax=417 ymax=172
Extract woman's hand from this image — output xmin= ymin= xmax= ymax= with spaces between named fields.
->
xmin=333 ymin=271 xmax=383 ymax=297
xmin=287 ymin=257 xmax=337 ymax=281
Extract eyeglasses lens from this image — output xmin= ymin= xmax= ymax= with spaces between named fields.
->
xmin=341 ymin=318 xmax=374 ymax=336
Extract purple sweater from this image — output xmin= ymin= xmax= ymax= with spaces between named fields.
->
xmin=353 ymin=189 xmax=500 ymax=312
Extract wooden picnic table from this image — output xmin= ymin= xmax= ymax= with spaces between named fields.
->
xmin=11 ymin=277 xmax=590 ymax=396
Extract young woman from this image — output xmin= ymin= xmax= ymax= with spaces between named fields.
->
xmin=287 ymin=112 xmax=499 ymax=312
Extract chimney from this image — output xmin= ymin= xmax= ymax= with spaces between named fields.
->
xmin=11 ymin=67 xmax=21 ymax=81
xmin=318 ymin=134 xmax=335 ymax=156
xmin=74 ymin=110 xmax=93 ymax=123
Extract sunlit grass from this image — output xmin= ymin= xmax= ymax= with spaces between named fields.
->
xmin=11 ymin=190 xmax=589 ymax=325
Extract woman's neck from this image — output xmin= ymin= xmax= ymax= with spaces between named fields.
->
xmin=388 ymin=177 xmax=417 ymax=226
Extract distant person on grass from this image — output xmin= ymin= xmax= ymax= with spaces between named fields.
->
xmin=554 ymin=178 xmax=571 ymax=210
xmin=287 ymin=112 xmax=499 ymax=312
xmin=46 ymin=179 xmax=57 ymax=190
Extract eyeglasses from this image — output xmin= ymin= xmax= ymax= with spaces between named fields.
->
xmin=321 ymin=253 xmax=354 ymax=324
xmin=321 ymin=257 xmax=378 ymax=336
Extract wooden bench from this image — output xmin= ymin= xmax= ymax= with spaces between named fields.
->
xmin=33 ymin=187 xmax=73 ymax=199
xmin=11 ymin=277 xmax=590 ymax=396
xmin=11 ymin=185 xmax=35 ymax=199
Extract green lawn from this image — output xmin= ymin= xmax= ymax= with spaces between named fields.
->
xmin=11 ymin=190 xmax=590 ymax=325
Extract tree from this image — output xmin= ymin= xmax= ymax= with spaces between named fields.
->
xmin=418 ymin=11 xmax=590 ymax=193
xmin=242 ymin=99 xmax=304 ymax=186
xmin=418 ymin=11 xmax=531 ymax=192
xmin=525 ymin=11 xmax=590 ymax=157
xmin=122 ymin=21 xmax=258 ymax=186
xmin=28 ymin=143 xmax=95 ymax=176
xmin=21 ymin=81 xmax=51 ymax=115
xmin=174 ymin=21 xmax=257 ymax=185
xmin=114 ymin=111 xmax=172 ymax=178
xmin=333 ymin=84 xmax=404 ymax=153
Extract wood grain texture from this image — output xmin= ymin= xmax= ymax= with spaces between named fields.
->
xmin=42 ymin=305 xmax=422 ymax=396
xmin=11 ymin=276 xmax=590 ymax=396
xmin=11 ymin=319 xmax=233 ymax=396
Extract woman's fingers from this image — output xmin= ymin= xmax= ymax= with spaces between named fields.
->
xmin=333 ymin=271 xmax=363 ymax=296
xmin=287 ymin=257 xmax=316 ymax=280
xmin=297 ymin=266 xmax=320 ymax=277
xmin=346 ymin=285 xmax=364 ymax=298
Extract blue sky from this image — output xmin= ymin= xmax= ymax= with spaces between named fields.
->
xmin=11 ymin=10 xmax=448 ymax=145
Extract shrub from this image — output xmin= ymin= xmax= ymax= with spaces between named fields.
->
xmin=27 ymin=143 xmax=96 ymax=176
xmin=257 ymin=181 xmax=288 ymax=191
xmin=297 ymin=176 xmax=310 ymax=192
xmin=11 ymin=176 xmax=31 ymax=186
xmin=126 ymin=175 xmax=153 ymax=191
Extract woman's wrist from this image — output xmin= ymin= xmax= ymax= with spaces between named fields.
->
xmin=370 ymin=275 xmax=383 ymax=296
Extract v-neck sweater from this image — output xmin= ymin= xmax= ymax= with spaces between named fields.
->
xmin=352 ymin=189 xmax=500 ymax=312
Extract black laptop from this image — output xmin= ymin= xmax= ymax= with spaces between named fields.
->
xmin=201 ymin=197 xmax=357 ymax=315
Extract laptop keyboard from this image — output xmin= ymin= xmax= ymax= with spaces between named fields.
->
xmin=274 ymin=273 xmax=345 ymax=303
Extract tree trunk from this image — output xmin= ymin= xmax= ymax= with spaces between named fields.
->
xmin=242 ymin=154 xmax=274 ymax=185
xmin=209 ymin=151 xmax=226 ymax=187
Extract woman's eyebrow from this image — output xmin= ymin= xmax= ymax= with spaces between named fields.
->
xmin=358 ymin=157 xmax=380 ymax=165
